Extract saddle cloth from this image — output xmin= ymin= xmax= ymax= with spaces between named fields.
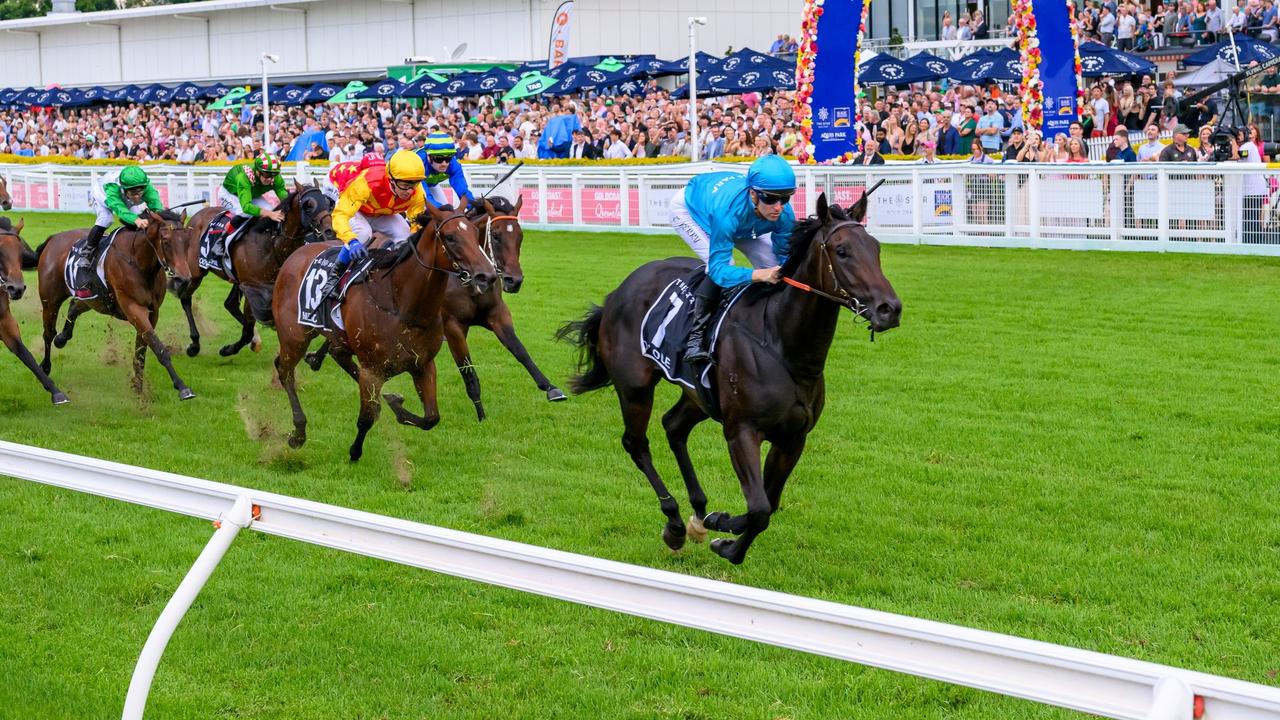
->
xmin=639 ymin=268 xmax=746 ymax=419
xmin=296 ymin=246 xmax=375 ymax=330
xmin=198 ymin=214 xmax=256 ymax=282
xmin=66 ymin=228 xmax=121 ymax=302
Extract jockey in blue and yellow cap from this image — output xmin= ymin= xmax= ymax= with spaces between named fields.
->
xmin=416 ymin=132 xmax=476 ymax=209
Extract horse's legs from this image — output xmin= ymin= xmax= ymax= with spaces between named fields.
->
xmin=178 ymin=282 xmax=201 ymax=357
xmin=39 ymin=288 xmax=69 ymax=374
xmin=122 ymin=302 xmax=195 ymax=400
xmin=328 ymin=345 xmax=361 ymax=382
xmin=486 ymin=303 xmax=566 ymax=402
xmin=2 ymin=312 xmax=68 ymax=404
xmin=218 ymin=285 xmax=257 ymax=357
xmin=707 ymin=426 xmax=771 ymax=565
xmin=53 ymin=300 xmax=88 ymax=348
xmin=304 ymin=338 xmax=330 ymax=371
xmin=661 ymin=394 xmax=711 ymax=542
xmin=617 ymin=383 xmax=686 ymax=551
xmin=762 ymin=435 xmax=807 ymax=514
xmin=443 ymin=316 xmax=485 ymax=421
xmin=349 ymin=366 xmax=387 ymax=463
xmin=274 ymin=335 xmax=311 ymax=448
xmin=384 ymin=361 xmax=442 ymax=431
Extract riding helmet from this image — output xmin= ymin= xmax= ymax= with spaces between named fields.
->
xmin=387 ymin=150 xmax=427 ymax=182
xmin=118 ymin=166 xmax=150 ymax=190
xmin=746 ymin=155 xmax=796 ymax=192
xmin=422 ymin=132 xmax=458 ymax=159
xmin=253 ymin=154 xmax=282 ymax=175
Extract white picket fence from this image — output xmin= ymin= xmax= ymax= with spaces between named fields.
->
xmin=3 ymin=160 xmax=1279 ymax=252
xmin=3 ymin=440 xmax=1280 ymax=719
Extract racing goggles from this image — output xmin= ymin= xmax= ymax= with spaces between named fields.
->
xmin=426 ymin=154 xmax=453 ymax=167
xmin=390 ymin=178 xmax=419 ymax=193
xmin=755 ymin=189 xmax=794 ymax=206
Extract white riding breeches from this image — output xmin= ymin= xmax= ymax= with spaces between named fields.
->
xmin=218 ymin=187 xmax=278 ymax=217
xmin=667 ymin=188 xmax=779 ymax=269
xmin=90 ymin=187 xmax=146 ymax=228
xmin=347 ymin=212 xmax=412 ymax=246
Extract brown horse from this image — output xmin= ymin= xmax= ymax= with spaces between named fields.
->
xmin=0 ymin=219 xmax=68 ymax=404
xmin=558 ymin=193 xmax=902 ymax=565
xmin=173 ymin=184 xmax=334 ymax=357
xmin=0 ymin=178 xmax=40 ymax=271
xmin=271 ymin=204 xmax=497 ymax=461
xmin=37 ymin=211 xmax=198 ymax=400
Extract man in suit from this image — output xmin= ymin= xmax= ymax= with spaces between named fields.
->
xmin=569 ymin=129 xmax=601 ymax=160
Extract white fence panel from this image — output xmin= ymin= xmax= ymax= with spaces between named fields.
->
xmin=4 ymin=440 xmax=1280 ymax=719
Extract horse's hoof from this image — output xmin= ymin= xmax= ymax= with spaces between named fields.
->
xmin=51 ymin=392 xmax=70 ymax=406
xmin=251 ymin=337 xmax=262 ymax=353
xmin=710 ymin=538 xmax=743 ymax=564
xmin=703 ymin=511 xmax=730 ymax=532
xmin=349 ymin=447 xmax=363 ymax=463
xmin=662 ymin=523 xmax=686 ymax=551
xmin=686 ymin=515 xmax=708 ymax=543
xmin=178 ymin=388 xmax=196 ymax=401
xmin=287 ymin=433 xmax=305 ymax=449
xmin=53 ymin=335 xmax=69 ymax=349
xmin=475 ymin=405 xmax=487 ymax=422
xmin=547 ymin=387 xmax=567 ymax=402
xmin=218 ymin=344 xmax=239 ymax=357
xmin=304 ymin=352 xmax=324 ymax=371
xmin=186 ymin=344 xmax=200 ymax=357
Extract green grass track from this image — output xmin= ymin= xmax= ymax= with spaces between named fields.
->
xmin=2 ymin=212 xmax=1279 ymax=719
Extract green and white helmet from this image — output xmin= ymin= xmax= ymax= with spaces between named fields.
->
xmin=118 ymin=166 xmax=150 ymax=190
xmin=253 ymin=154 xmax=282 ymax=175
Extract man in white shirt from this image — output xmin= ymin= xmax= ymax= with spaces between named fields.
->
xmin=603 ymin=130 xmax=632 ymax=159
xmin=1090 ymin=86 xmax=1111 ymax=132
xmin=1136 ymin=123 xmax=1165 ymax=161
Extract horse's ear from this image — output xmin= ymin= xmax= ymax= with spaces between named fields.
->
xmin=293 ymin=179 xmax=304 ymax=191
xmin=312 ymin=179 xmax=320 ymax=189
xmin=180 ymin=209 xmax=188 ymax=223
xmin=513 ymin=194 xmax=523 ymax=213
xmin=14 ymin=217 xmax=23 ymax=234
xmin=482 ymin=198 xmax=496 ymax=215
xmin=816 ymin=192 xmax=830 ymax=223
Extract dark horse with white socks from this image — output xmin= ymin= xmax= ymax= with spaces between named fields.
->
xmin=559 ymin=192 xmax=901 ymax=565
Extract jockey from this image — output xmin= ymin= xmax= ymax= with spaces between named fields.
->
xmin=323 ymin=152 xmax=384 ymax=203
xmin=82 ymin=165 xmax=165 ymax=270
xmin=319 ymin=149 xmax=427 ymax=299
xmin=667 ymin=154 xmax=797 ymax=363
xmin=416 ymin=132 xmax=475 ymax=209
xmin=218 ymin=153 xmax=287 ymax=238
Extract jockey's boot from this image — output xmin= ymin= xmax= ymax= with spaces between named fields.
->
xmin=317 ymin=258 xmax=350 ymax=302
xmin=683 ymin=280 xmax=722 ymax=364
xmin=81 ymin=224 xmax=107 ymax=271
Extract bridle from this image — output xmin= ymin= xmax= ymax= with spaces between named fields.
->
xmin=782 ymin=219 xmax=874 ymax=330
xmin=291 ymin=187 xmax=333 ymax=243
xmin=408 ymin=211 xmax=479 ymax=286
xmin=137 ymin=216 xmax=177 ymax=279
xmin=0 ymin=230 xmax=18 ymax=288
xmin=480 ymin=213 xmax=519 ymax=279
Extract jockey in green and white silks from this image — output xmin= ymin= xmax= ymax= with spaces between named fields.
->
xmin=416 ymin=132 xmax=476 ymax=209
xmin=219 ymin=153 xmax=288 ymax=228
xmin=81 ymin=165 xmax=165 ymax=269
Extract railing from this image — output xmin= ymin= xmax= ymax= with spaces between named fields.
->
xmin=3 ymin=440 xmax=1280 ymax=719
xmin=4 ymin=160 xmax=1279 ymax=252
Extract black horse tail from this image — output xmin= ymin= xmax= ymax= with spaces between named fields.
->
xmin=555 ymin=304 xmax=611 ymax=395
xmin=33 ymin=236 xmax=52 ymax=262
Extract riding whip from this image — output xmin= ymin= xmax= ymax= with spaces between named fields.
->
xmin=480 ymin=161 xmax=525 ymax=201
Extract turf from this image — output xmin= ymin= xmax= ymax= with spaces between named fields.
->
xmin=1 ymin=212 xmax=1278 ymax=719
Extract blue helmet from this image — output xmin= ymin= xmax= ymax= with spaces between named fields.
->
xmin=746 ymin=155 xmax=796 ymax=192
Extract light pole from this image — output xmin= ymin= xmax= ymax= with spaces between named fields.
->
xmin=688 ymin=16 xmax=707 ymax=162
xmin=261 ymin=52 xmax=279 ymax=155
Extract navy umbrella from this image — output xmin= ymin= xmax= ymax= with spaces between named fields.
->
xmin=105 ymin=85 xmax=140 ymax=103
xmin=436 ymin=75 xmax=479 ymax=97
xmin=906 ymin=51 xmax=954 ymax=78
xmin=297 ymin=83 xmax=341 ymax=103
xmin=0 ymin=88 xmax=25 ymax=105
xmin=16 ymin=87 xmax=45 ymax=105
xmin=270 ymin=84 xmax=307 ymax=105
xmin=78 ymin=86 xmax=110 ymax=105
xmin=1077 ymin=41 xmax=1157 ymax=77
xmin=472 ymin=68 xmax=524 ymax=93
xmin=244 ymin=89 xmax=264 ymax=105
xmin=948 ymin=50 xmax=1023 ymax=83
xmin=164 ymin=82 xmax=204 ymax=103
xmin=47 ymin=88 xmax=88 ymax=107
xmin=200 ymin=83 xmax=231 ymax=99
xmin=398 ymin=74 xmax=445 ymax=98
xmin=1183 ymin=35 xmax=1280 ymax=66
xmin=134 ymin=84 xmax=169 ymax=103
xmin=354 ymin=77 xmax=406 ymax=100
xmin=859 ymin=55 xmax=941 ymax=86
xmin=719 ymin=47 xmax=793 ymax=74
xmin=652 ymin=51 xmax=723 ymax=75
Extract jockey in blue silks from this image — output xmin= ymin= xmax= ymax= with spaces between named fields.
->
xmin=416 ymin=132 xmax=476 ymax=209
xmin=666 ymin=154 xmax=797 ymax=363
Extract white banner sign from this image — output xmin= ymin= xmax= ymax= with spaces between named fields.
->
xmin=547 ymin=0 xmax=575 ymax=69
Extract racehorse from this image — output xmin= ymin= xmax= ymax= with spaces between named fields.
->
xmin=558 ymin=192 xmax=902 ymax=565
xmin=0 ymin=219 xmax=68 ymax=404
xmin=0 ymin=179 xmax=41 ymax=271
xmin=174 ymin=183 xmax=334 ymax=357
xmin=303 ymin=196 xmax=566 ymax=420
xmin=37 ymin=211 xmax=198 ymax=400
xmin=271 ymin=203 xmax=497 ymax=462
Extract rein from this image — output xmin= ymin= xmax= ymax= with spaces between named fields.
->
xmin=781 ymin=219 xmax=876 ymax=340
xmin=0 ymin=230 xmax=18 ymax=286
xmin=405 ymin=211 xmax=476 ymax=286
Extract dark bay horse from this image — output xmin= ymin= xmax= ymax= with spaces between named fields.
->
xmin=0 ymin=219 xmax=68 ymax=404
xmin=37 ymin=211 xmax=198 ymax=400
xmin=559 ymin=193 xmax=902 ymax=565
xmin=174 ymin=184 xmax=334 ymax=357
xmin=271 ymin=204 xmax=497 ymax=461
xmin=302 ymin=197 xmax=563 ymax=419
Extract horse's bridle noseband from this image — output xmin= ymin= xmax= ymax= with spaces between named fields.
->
xmin=408 ymin=211 xmax=478 ymax=285
xmin=783 ymin=219 xmax=871 ymax=322
xmin=480 ymin=213 xmax=519 ymax=279
xmin=293 ymin=187 xmax=333 ymax=243
xmin=0 ymin=230 xmax=19 ymax=287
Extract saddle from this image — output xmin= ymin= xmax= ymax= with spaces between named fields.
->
xmin=296 ymin=246 xmax=377 ymax=330
xmin=639 ymin=267 xmax=745 ymax=420
xmin=199 ymin=214 xmax=266 ymax=281
xmin=66 ymin=228 xmax=122 ymax=302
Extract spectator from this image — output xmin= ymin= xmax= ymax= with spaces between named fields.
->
xmin=970 ymin=141 xmax=994 ymax=163
xmin=1158 ymin=124 xmax=1198 ymax=160
xmin=769 ymin=34 xmax=786 ymax=55
xmin=958 ymin=15 xmax=975 ymax=40
xmin=977 ymin=99 xmax=1005 ymax=155
xmin=1066 ymin=137 xmax=1091 ymax=162
xmin=603 ymin=129 xmax=631 ymax=159
xmin=1238 ymin=139 xmax=1269 ymax=241
xmin=1137 ymin=123 xmax=1166 ymax=160
xmin=917 ymin=139 xmax=939 ymax=163
xmin=1195 ymin=125 xmax=1216 ymax=161
xmin=1117 ymin=5 xmax=1138 ymax=48
xmin=941 ymin=10 xmax=957 ymax=40
xmin=852 ymin=132 xmax=885 ymax=164
xmin=956 ymin=105 xmax=978 ymax=155
xmin=938 ymin=110 xmax=961 ymax=155
xmin=974 ymin=10 xmax=990 ymax=38
xmin=1206 ymin=0 xmax=1225 ymax=39
xmin=1003 ymin=127 xmax=1026 ymax=161
xmin=1105 ymin=126 xmax=1138 ymax=161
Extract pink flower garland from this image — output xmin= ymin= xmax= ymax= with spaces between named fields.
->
xmin=1016 ymin=0 xmax=1085 ymax=134
xmin=794 ymin=0 xmax=871 ymax=164
xmin=1069 ymin=1 xmax=1085 ymax=119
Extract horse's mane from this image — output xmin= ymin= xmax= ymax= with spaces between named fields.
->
xmin=742 ymin=205 xmax=848 ymax=305
xmin=155 ymin=209 xmax=183 ymax=224
xmin=368 ymin=236 xmax=415 ymax=271
xmin=484 ymin=196 xmax=517 ymax=215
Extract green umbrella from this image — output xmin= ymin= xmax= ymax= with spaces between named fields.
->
xmin=502 ymin=71 xmax=556 ymax=102
xmin=326 ymin=80 xmax=370 ymax=104
xmin=207 ymin=86 xmax=250 ymax=110
xmin=594 ymin=57 xmax=625 ymax=72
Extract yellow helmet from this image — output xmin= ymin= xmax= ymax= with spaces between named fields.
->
xmin=387 ymin=150 xmax=426 ymax=182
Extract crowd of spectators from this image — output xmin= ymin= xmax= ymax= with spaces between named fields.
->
xmin=1071 ymin=0 xmax=1278 ymax=50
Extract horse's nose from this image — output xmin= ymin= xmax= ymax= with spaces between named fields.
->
xmin=7 ymin=283 xmax=24 ymax=300
xmin=503 ymin=275 xmax=523 ymax=293
xmin=875 ymin=297 xmax=902 ymax=330
xmin=0 ymin=201 xmax=11 ymax=211
xmin=472 ymin=272 xmax=496 ymax=294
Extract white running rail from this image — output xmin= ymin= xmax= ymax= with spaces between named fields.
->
xmin=2 ymin=439 xmax=1280 ymax=720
